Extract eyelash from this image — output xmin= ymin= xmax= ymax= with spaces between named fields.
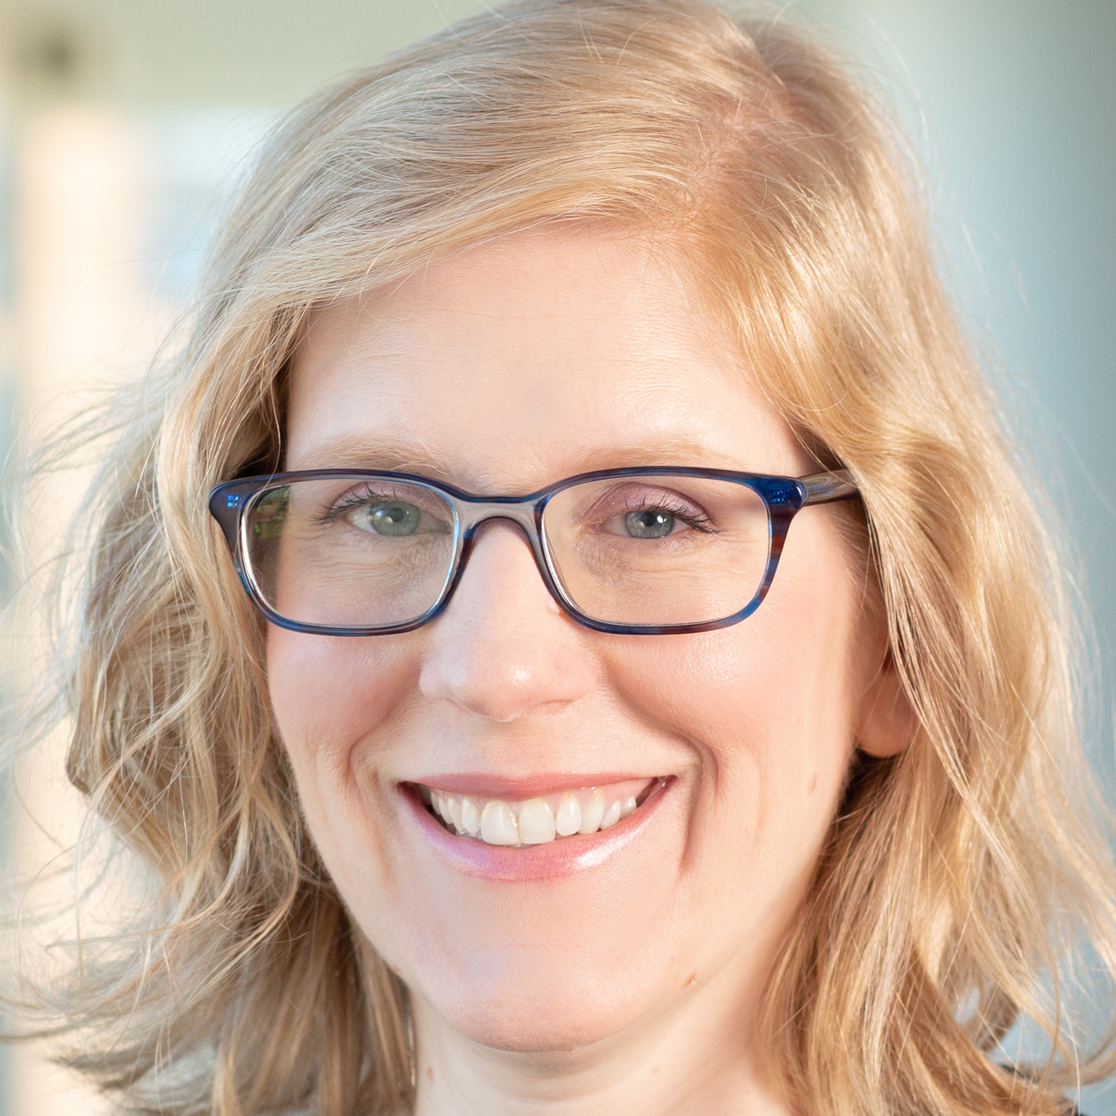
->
xmin=610 ymin=495 xmax=718 ymax=534
xmin=312 ymin=485 xmax=717 ymax=534
xmin=316 ymin=486 xmax=407 ymax=524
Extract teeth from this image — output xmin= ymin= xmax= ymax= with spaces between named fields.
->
xmin=460 ymin=795 xmax=481 ymax=836
xmin=433 ymin=790 xmax=449 ymax=823
xmin=424 ymin=779 xmax=656 ymax=847
xmin=480 ymin=800 xmax=519 ymax=846
xmin=599 ymin=799 xmax=622 ymax=830
xmin=555 ymin=793 xmax=581 ymax=837
xmin=517 ymin=799 xmax=556 ymax=844
xmin=445 ymin=794 xmax=463 ymax=832
xmin=578 ymin=788 xmax=606 ymax=835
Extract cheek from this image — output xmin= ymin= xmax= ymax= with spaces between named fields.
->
xmin=267 ymin=630 xmax=416 ymax=758
xmin=605 ymin=565 xmax=861 ymax=854
xmin=267 ymin=629 xmax=440 ymax=975
xmin=266 ymin=630 xmax=417 ymax=885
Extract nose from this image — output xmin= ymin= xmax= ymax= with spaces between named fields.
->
xmin=417 ymin=520 xmax=598 ymax=721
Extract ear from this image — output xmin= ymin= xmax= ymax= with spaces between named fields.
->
xmin=855 ymin=649 xmax=917 ymax=758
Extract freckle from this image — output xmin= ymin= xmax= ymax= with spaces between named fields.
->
xmin=685 ymin=971 xmax=697 ymax=987
xmin=807 ymin=771 xmax=817 ymax=794
xmin=652 ymin=1065 xmax=661 ymax=1074
xmin=426 ymin=1067 xmax=434 ymax=1082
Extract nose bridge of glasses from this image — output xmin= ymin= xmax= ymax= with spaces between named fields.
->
xmin=450 ymin=501 xmax=555 ymax=603
xmin=457 ymin=501 xmax=545 ymax=559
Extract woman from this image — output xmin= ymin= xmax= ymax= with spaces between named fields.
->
xmin=10 ymin=0 xmax=1116 ymax=1113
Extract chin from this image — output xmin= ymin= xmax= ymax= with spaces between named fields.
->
xmin=416 ymin=953 xmax=653 ymax=1053
xmin=446 ymin=995 xmax=639 ymax=1054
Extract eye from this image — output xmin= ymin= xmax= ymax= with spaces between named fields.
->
xmin=354 ymin=500 xmax=422 ymax=536
xmin=318 ymin=481 xmax=454 ymax=538
xmin=623 ymin=508 xmax=676 ymax=538
xmin=584 ymin=483 xmax=714 ymax=540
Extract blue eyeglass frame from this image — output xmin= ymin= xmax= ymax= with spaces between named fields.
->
xmin=208 ymin=466 xmax=859 ymax=637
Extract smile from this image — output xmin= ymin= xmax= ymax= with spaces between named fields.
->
xmin=415 ymin=778 xmax=663 ymax=847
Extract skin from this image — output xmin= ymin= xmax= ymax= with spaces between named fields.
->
xmin=268 ymin=229 xmax=913 ymax=1115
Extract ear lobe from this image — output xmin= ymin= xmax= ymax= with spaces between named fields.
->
xmin=856 ymin=650 xmax=917 ymax=758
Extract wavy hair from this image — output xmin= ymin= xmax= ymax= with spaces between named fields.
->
xmin=8 ymin=1 xmax=1116 ymax=1113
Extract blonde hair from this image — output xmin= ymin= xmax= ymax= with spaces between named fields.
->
xmin=10 ymin=1 xmax=1116 ymax=1113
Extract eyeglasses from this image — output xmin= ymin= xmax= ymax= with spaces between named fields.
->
xmin=208 ymin=466 xmax=858 ymax=636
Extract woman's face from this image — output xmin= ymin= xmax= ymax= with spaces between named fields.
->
xmin=269 ymin=230 xmax=905 ymax=1058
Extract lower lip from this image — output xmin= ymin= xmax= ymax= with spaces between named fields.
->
xmin=399 ymin=778 xmax=673 ymax=882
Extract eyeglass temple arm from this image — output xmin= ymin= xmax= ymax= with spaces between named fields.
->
xmin=799 ymin=469 xmax=859 ymax=505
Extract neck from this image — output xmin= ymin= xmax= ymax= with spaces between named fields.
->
xmin=410 ymin=965 xmax=791 ymax=1116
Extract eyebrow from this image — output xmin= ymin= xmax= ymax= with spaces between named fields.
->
xmin=285 ymin=436 xmax=751 ymax=485
xmin=287 ymin=438 xmax=464 ymax=476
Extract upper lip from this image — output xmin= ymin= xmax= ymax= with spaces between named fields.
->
xmin=405 ymin=773 xmax=660 ymax=798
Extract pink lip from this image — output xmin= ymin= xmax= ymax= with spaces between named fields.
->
xmin=399 ymin=777 xmax=673 ymax=882
xmin=408 ymin=772 xmax=655 ymax=798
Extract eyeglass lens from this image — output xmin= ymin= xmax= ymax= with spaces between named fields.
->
xmin=243 ymin=474 xmax=771 ymax=630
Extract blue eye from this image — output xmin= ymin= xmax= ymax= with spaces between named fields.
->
xmin=366 ymin=501 xmax=421 ymax=536
xmin=624 ymin=509 xmax=675 ymax=538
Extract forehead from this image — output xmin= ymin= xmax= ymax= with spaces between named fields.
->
xmin=285 ymin=230 xmax=805 ymax=488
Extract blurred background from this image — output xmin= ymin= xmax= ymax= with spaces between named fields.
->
xmin=0 ymin=0 xmax=1111 ymax=1113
